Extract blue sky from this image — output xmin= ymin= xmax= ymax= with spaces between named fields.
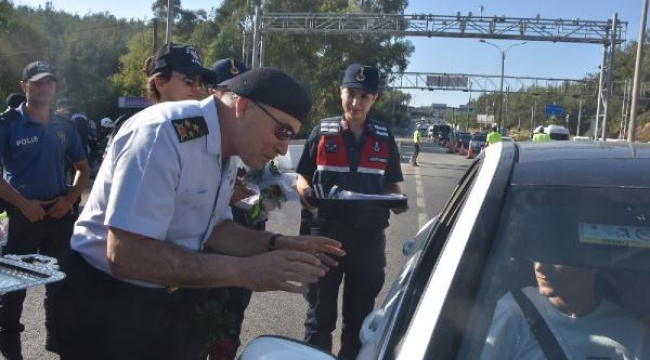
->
xmin=14 ymin=0 xmax=646 ymax=107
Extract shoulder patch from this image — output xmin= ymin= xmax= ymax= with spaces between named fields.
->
xmin=171 ymin=116 xmax=209 ymax=143
xmin=319 ymin=118 xmax=341 ymax=136
xmin=367 ymin=119 xmax=390 ymax=138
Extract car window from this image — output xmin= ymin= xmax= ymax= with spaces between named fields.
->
xmin=456 ymin=186 xmax=650 ymax=360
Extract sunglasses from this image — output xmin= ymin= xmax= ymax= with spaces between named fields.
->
xmin=251 ymin=100 xmax=296 ymax=141
xmin=182 ymin=76 xmax=201 ymax=88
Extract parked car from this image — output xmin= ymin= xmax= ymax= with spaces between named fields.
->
xmin=469 ymin=133 xmax=486 ymax=153
xmin=240 ymin=141 xmax=650 ymax=360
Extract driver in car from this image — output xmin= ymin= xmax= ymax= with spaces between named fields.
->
xmin=480 ymin=261 xmax=650 ymax=360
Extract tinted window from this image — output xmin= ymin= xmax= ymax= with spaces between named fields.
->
xmin=471 ymin=134 xmax=486 ymax=142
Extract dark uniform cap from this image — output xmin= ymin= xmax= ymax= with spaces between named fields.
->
xmin=21 ymin=61 xmax=58 ymax=82
xmin=341 ymin=63 xmax=379 ymax=93
xmin=151 ymin=43 xmax=216 ymax=83
xmin=218 ymin=67 xmax=312 ymax=123
xmin=5 ymin=93 xmax=26 ymax=109
xmin=209 ymin=58 xmax=248 ymax=87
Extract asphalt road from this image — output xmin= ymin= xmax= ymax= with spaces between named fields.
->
xmin=17 ymin=138 xmax=471 ymax=359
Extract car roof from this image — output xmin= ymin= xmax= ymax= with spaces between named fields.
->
xmin=509 ymin=141 xmax=650 ymax=188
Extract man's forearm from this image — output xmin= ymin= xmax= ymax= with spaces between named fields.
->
xmin=107 ymin=227 xmax=245 ymax=288
xmin=69 ymin=160 xmax=90 ymax=202
xmin=203 ymin=220 xmax=272 ymax=256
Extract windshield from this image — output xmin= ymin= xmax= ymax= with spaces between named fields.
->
xmin=460 ymin=186 xmax=650 ymax=360
xmin=471 ymin=135 xmax=486 ymax=142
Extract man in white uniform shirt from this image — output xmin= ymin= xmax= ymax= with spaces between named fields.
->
xmin=53 ymin=68 xmax=345 ymax=360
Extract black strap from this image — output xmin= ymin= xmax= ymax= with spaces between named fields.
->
xmin=510 ymin=288 xmax=569 ymax=360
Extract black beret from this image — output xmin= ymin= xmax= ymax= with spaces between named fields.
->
xmin=219 ymin=67 xmax=312 ymax=123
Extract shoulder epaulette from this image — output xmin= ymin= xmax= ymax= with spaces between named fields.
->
xmin=0 ymin=109 xmax=20 ymax=123
xmin=171 ymin=116 xmax=209 ymax=143
xmin=367 ymin=119 xmax=390 ymax=138
xmin=319 ymin=117 xmax=341 ymax=136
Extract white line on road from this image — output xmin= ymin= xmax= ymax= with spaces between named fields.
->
xmin=414 ymin=166 xmax=428 ymax=228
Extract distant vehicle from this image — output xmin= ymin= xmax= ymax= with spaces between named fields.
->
xmin=573 ymin=136 xmax=592 ymax=141
xmin=428 ymin=124 xmax=452 ymax=145
xmin=456 ymin=132 xmax=472 ymax=149
xmin=469 ymin=133 xmax=487 ymax=153
xmin=545 ymin=125 xmax=570 ymax=140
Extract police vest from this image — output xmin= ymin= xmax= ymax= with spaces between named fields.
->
xmin=314 ymin=117 xmax=390 ymax=196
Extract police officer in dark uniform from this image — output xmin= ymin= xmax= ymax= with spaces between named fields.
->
xmin=296 ymin=63 xmax=406 ymax=359
xmin=0 ymin=61 xmax=89 ymax=358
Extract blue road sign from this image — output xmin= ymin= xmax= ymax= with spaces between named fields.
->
xmin=545 ymin=104 xmax=564 ymax=117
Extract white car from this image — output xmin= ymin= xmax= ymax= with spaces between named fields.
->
xmin=241 ymin=141 xmax=650 ymax=360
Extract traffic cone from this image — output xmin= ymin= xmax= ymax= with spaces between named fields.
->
xmin=458 ymin=144 xmax=466 ymax=156
xmin=466 ymin=146 xmax=474 ymax=159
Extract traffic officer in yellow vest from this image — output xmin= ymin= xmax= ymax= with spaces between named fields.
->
xmin=533 ymin=125 xmax=551 ymax=142
xmin=412 ymin=126 xmax=421 ymax=166
xmin=296 ymin=63 xmax=406 ymax=360
xmin=486 ymin=123 xmax=503 ymax=146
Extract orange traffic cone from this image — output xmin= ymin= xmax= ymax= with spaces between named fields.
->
xmin=458 ymin=144 xmax=466 ymax=156
xmin=466 ymin=146 xmax=474 ymax=159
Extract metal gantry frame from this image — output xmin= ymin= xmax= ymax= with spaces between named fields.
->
xmin=250 ymin=10 xmax=627 ymax=136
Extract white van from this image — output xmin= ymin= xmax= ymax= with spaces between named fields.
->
xmin=545 ymin=125 xmax=570 ymax=140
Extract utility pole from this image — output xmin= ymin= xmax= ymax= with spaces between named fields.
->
xmin=629 ymin=0 xmax=649 ymax=142
xmin=165 ymin=0 xmax=173 ymax=44
xmin=480 ymin=40 xmax=527 ymax=132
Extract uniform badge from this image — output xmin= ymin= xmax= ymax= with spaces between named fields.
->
xmin=373 ymin=141 xmax=381 ymax=152
xmin=355 ymin=66 xmax=366 ymax=82
xmin=171 ymin=117 xmax=209 ymax=143
xmin=325 ymin=142 xmax=338 ymax=153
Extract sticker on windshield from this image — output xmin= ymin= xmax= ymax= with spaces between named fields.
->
xmin=579 ymin=223 xmax=650 ymax=248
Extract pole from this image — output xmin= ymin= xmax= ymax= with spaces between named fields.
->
xmin=466 ymin=82 xmax=472 ymax=132
xmin=479 ymin=40 xmax=526 ymax=131
xmin=165 ymin=0 xmax=173 ymax=44
xmin=601 ymin=13 xmax=619 ymax=141
xmin=629 ymin=0 xmax=648 ymax=143
xmin=577 ymin=99 xmax=583 ymax=137
xmin=498 ymin=52 xmax=505 ymax=130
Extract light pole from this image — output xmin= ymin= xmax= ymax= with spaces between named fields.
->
xmin=480 ymin=39 xmax=527 ymax=132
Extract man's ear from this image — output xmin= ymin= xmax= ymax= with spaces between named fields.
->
xmin=234 ymin=96 xmax=250 ymax=119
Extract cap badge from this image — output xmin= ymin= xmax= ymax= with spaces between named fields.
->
xmin=355 ymin=67 xmax=366 ymax=82
xmin=374 ymin=141 xmax=381 ymax=152
xmin=229 ymin=59 xmax=240 ymax=75
xmin=186 ymin=46 xmax=203 ymax=66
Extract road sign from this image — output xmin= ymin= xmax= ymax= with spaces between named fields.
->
xmin=545 ymin=104 xmax=564 ymax=117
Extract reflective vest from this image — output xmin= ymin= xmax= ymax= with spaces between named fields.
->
xmin=533 ymin=133 xmax=551 ymax=142
xmin=314 ymin=117 xmax=389 ymax=196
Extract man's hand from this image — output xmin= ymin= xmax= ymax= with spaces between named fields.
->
xmin=239 ymin=250 xmax=329 ymax=293
xmin=391 ymin=205 xmax=409 ymax=215
xmin=275 ymin=235 xmax=345 ymax=271
xmin=46 ymin=196 xmax=75 ymax=219
xmin=18 ymin=199 xmax=47 ymax=222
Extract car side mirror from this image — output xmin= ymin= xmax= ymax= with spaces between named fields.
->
xmin=240 ymin=335 xmax=337 ymax=360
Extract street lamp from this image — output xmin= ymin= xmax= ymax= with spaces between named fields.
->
xmin=479 ymin=39 xmax=527 ymax=132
